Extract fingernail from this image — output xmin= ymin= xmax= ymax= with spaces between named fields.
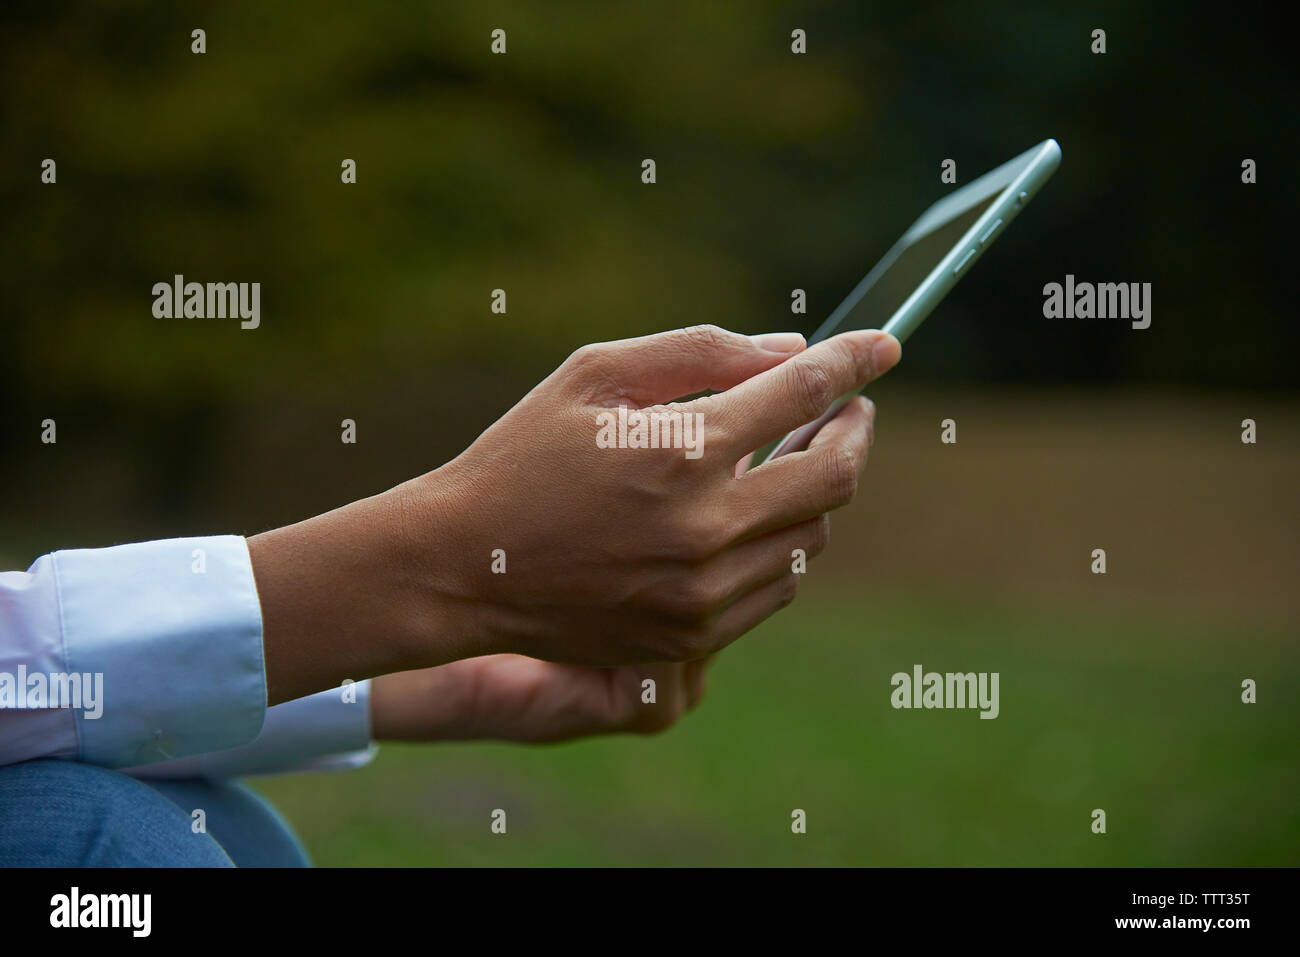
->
xmin=752 ymin=332 xmax=806 ymax=353
xmin=873 ymin=333 xmax=901 ymax=371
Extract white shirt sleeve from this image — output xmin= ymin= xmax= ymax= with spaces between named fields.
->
xmin=0 ymin=536 xmax=375 ymax=776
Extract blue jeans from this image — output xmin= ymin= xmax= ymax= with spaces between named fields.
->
xmin=0 ymin=759 xmax=310 ymax=867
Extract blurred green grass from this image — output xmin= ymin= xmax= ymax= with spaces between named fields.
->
xmin=255 ymin=583 xmax=1298 ymax=866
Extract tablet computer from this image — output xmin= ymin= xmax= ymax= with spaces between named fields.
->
xmin=750 ymin=138 xmax=1062 ymax=467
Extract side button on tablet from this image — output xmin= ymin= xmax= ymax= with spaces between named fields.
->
xmin=952 ymin=248 xmax=977 ymax=274
xmin=979 ymin=219 xmax=1003 ymax=244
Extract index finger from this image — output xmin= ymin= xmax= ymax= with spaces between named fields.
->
xmin=709 ymin=329 xmax=900 ymax=453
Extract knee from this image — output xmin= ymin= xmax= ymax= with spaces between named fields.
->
xmin=147 ymin=778 xmax=311 ymax=868
xmin=0 ymin=759 xmax=233 ymax=867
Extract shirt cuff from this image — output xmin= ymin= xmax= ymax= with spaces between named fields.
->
xmin=52 ymin=536 xmax=266 ymax=768
xmin=127 ymin=680 xmax=376 ymax=779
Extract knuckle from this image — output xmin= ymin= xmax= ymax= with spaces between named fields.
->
xmin=778 ymin=574 xmax=800 ymax=607
xmin=822 ymin=446 xmax=860 ymax=508
xmin=685 ymin=392 xmax=728 ymax=448
xmin=663 ymin=626 xmax=710 ymax=663
xmin=675 ymin=578 xmax=722 ymax=622
xmin=681 ymin=324 xmax=729 ymax=352
xmin=790 ymin=358 xmax=835 ymax=417
xmin=746 ymin=577 xmax=799 ymax=631
xmin=807 ymin=514 xmax=831 ymax=557
xmin=564 ymin=342 xmax=608 ymax=378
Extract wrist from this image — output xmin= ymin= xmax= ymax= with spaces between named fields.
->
xmin=386 ymin=464 xmax=499 ymax=667
xmin=249 ymin=470 xmax=489 ymax=704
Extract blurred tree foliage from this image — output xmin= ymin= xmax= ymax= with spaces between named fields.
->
xmin=0 ymin=1 xmax=1295 ymax=538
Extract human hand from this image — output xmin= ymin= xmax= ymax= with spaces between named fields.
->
xmin=370 ymin=655 xmax=712 ymax=744
xmin=411 ymin=323 xmax=899 ymax=666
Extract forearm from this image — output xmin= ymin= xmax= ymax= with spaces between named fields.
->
xmin=248 ymin=474 xmax=482 ymax=705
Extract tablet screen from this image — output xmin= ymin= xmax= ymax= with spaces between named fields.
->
xmin=807 ymin=191 xmax=998 ymax=346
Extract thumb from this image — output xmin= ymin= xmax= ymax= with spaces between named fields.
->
xmin=588 ymin=324 xmax=805 ymax=406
